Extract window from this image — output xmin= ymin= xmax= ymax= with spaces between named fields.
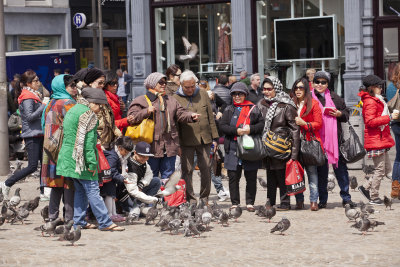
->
xmin=25 ymin=0 xmax=52 ymax=7
xmin=154 ymin=2 xmax=232 ymax=75
xmin=379 ymin=0 xmax=400 ymax=16
xmin=19 ymin=36 xmax=59 ymax=51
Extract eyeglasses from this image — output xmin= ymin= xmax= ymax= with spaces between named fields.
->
xmin=97 ymin=81 xmax=105 ymax=86
xmin=314 ymin=80 xmax=327 ymax=85
xmin=263 ymin=87 xmax=274 ymax=91
xmin=174 ymin=74 xmax=181 ymax=77
xmin=295 ymin=86 xmax=305 ymax=91
xmin=158 ymin=81 xmax=167 ymax=86
xmin=232 ymin=92 xmax=245 ymax=97
xmin=109 ymin=81 xmax=118 ymax=86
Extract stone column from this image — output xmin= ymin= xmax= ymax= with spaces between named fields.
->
xmin=343 ymin=0 xmax=364 ymax=105
xmin=362 ymin=0 xmax=374 ymax=76
xmin=231 ymin=0 xmax=253 ymax=75
xmin=127 ymin=0 xmax=152 ymax=98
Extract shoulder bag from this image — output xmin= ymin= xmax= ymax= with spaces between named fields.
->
xmin=339 ymin=121 xmax=366 ymax=163
xmin=299 ymin=122 xmax=326 ymax=166
xmin=264 ymin=129 xmax=292 ymax=160
xmin=125 ymin=95 xmax=155 ymax=144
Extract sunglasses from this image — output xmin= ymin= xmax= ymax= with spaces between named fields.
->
xmin=263 ymin=87 xmax=274 ymax=91
xmin=232 ymin=92 xmax=245 ymax=97
xmin=295 ymin=86 xmax=305 ymax=90
xmin=109 ymin=81 xmax=118 ymax=86
xmin=314 ymin=80 xmax=327 ymax=85
xmin=32 ymin=78 xmax=40 ymax=82
xmin=174 ymin=74 xmax=181 ymax=77
xmin=96 ymin=81 xmax=105 ymax=86
xmin=158 ymin=81 xmax=167 ymax=85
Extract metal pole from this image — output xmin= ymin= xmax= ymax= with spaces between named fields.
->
xmin=320 ymin=0 xmax=325 ymax=71
xmin=0 ymin=1 xmax=10 ymax=175
xmin=98 ymin=0 xmax=104 ymax=69
xmin=91 ymin=0 xmax=98 ymax=68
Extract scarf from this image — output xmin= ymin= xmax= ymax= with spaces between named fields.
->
xmin=73 ymin=98 xmax=98 ymax=174
xmin=312 ymin=89 xmax=339 ymax=166
xmin=148 ymin=89 xmax=171 ymax=133
xmin=18 ymin=88 xmax=42 ymax=105
xmin=104 ymin=90 xmax=122 ymax=119
xmin=115 ymin=145 xmax=131 ymax=176
xmin=376 ymin=94 xmax=390 ymax=131
xmin=234 ymin=100 xmax=254 ymax=128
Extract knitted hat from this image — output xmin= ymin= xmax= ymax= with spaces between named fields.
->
xmin=83 ymin=68 xmax=105 ymax=85
xmin=144 ymin=72 xmax=166 ymax=89
xmin=230 ymin=82 xmax=249 ymax=96
xmin=81 ymin=87 xmax=108 ymax=104
xmin=362 ymin=74 xmax=385 ymax=88
xmin=314 ymin=71 xmax=331 ymax=82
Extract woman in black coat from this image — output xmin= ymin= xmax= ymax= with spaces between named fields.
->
xmin=219 ymin=82 xmax=264 ymax=212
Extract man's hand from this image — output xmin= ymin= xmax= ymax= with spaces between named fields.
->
xmin=216 ymin=112 xmax=223 ymax=120
xmin=148 ymin=106 xmax=156 ymax=114
xmin=192 ymin=113 xmax=201 ymax=121
xmin=127 ymin=115 xmax=135 ymax=125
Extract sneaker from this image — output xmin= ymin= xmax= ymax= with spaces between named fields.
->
xmin=0 ymin=182 xmax=10 ymax=201
xmin=222 ymin=187 xmax=230 ymax=198
xmin=369 ymin=198 xmax=384 ymax=205
xmin=358 ymin=186 xmax=371 ymax=201
xmin=40 ymin=194 xmax=50 ymax=202
xmin=111 ymin=214 xmax=126 ymax=223
xmin=217 ymin=191 xmax=229 ymax=202
xmin=276 ymin=204 xmax=291 ymax=211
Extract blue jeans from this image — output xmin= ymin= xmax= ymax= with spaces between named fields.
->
xmin=317 ymin=158 xmax=351 ymax=204
xmin=148 ymin=156 xmax=176 ymax=179
xmin=391 ymin=122 xmax=400 ymax=181
xmin=295 ymin=165 xmax=319 ymax=203
xmin=211 ymin=170 xmax=224 ymax=193
xmin=72 ymin=179 xmax=112 ymax=230
xmin=6 ymin=137 xmax=43 ymax=194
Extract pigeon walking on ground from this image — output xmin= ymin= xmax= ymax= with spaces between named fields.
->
xmin=168 ymin=219 xmax=181 ymax=235
xmin=2 ymin=202 xmax=16 ymax=222
xmin=257 ymin=177 xmax=268 ymax=189
xmin=38 ymin=218 xmax=63 ymax=236
xmin=145 ymin=206 xmax=159 ymax=225
xmin=369 ymin=220 xmax=385 ymax=231
xmin=10 ymin=203 xmax=30 ymax=224
xmin=0 ymin=188 xmax=3 ymax=203
xmin=218 ymin=210 xmax=229 ymax=226
xmin=0 ymin=216 xmax=5 ymax=227
xmin=229 ymin=205 xmax=242 ymax=222
xmin=27 ymin=197 xmax=40 ymax=213
xmin=327 ymin=181 xmax=335 ymax=193
xmin=64 ymin=226 xmax=82 ymax=246
xmin=270 ymin=217 xmax=291 ymax=235
xmin=55 ymin=220 xmax=74 ymax=239
xmin=201 ymin=208 xmax=212 ymax=229
xmin=41 ymin=205 xmax=49 ymax=222
xmin=188 ymin=219 xmax=201 ymax=237
xmin=344 ymin=203 xmax=360 ymax=222
xmin=14 ymin=160 xmax=23 ymax=174
xmin=351 ymin=215 xmax=371 ymax=235
xmin=9 ymin=188 xmax=21 ymax=207
xmin=383 ymin=196 xmax=392 ymax=210
xmin=349 ymin=176 xmax=358 ymax=192
xmin=265 ymin=199 xmax=276 ymax=223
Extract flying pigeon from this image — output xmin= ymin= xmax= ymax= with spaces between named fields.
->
xmin=64 ymin=226 xmax=82 ymax=246
xmin=156 ymin=167 xmax=182 ymax=197
xmin=383 ymin=196 xmax=392 ymax=210
xmin=9 ymin=188 xmax=21 ymax=207
xmin=179 ymin=37 xmax=199 ymax=61
xmin=229 ymin=205 xmax=242 ymax=222
xmin=270 ymin=217 xmax=291 ymax=235
xmin=349 ymin=176 xmax=358 ymax=192
xmin=257 ymin=177 xmax=268 ymax=189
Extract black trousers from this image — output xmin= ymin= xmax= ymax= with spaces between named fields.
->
xmin=266 ymin=168 xmax=290 ymax=206
xmin=228 ymin=165 xmax=257 ymax=205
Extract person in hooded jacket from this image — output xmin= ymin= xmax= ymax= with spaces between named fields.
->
xmin=358 ymin=75 xmax=397 ymax=205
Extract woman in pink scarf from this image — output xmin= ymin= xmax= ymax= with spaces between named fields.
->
xmin=311 ymin=71 xmax=356 ymax=209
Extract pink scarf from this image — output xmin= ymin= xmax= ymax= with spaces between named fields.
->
xmin=312 ymin=89 xmax=339 ymax=167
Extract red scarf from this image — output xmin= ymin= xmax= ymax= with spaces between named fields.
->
xmin=104 ymin=89 xmax=122 ymax=120
xmin=18 ymin=89 xmax=42 ymax=105
xmin=234 ymin=100 xmax=254 ymax=127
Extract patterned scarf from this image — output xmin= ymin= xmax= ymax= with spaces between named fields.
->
xmin=148 ymin=89 xmax=171 ymax=133
xmin=376 ymin=94 xmax=390 ymax=131
xmin=24 ymin=86 xmax=43 ymax=100
xmin=73 ymin=97 xmax=98 ymax=174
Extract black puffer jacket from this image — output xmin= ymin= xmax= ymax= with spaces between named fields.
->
xmin=20 ymin=99 xmax=45 ymax=138
xmin=257 ymin=98 xmax=300 ymax=170
xmin=212 ymin=84 xmax=232 ymax=106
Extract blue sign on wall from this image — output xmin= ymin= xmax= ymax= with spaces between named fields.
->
xmin=73 ymin=13 xmax=87 ymax=29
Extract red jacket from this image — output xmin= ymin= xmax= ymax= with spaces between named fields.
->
xmin=358 ymin=91 xmax=394 ymax=150
xmin=299 ymin=98 xmax=323 ymax=148
xmin=104 ymin=90 xmax=129 ymax=132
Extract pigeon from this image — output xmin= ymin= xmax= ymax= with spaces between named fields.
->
xmin=41 ymin=205 xmax=49 ymax=222
xmin=351 ymin=215 xmax=371 ymax=235
xmin=38 ymin=218 xmax=63 ymax=236
xmin=349 ymin=176 xmax=358 ymax=191
xmin=179 ymin=37 xmax=199 ymax=61
xmin=383 ymin=196 xmax=392 ymax=210
xmin=211 ymin=200 xmax=222 ymax=219
xmin=10 ymin=203 xmax=30 ymax=224
xmin=201 ymin=209 xmax=212 ymax=229
xmin=344 ymin=203 xmax=360 ymax=221
xmin=14 ymin=160 xmax=23 ymax=174
xmin=145 ymin=206 xmax=159 ymax=225
xmin=27 ymin=196 xmax=40 ymax=213
xmin=271 ymin=217 xmax=291 ymax=235
xmin=156 ymin=167 xmax=182 ymax=197
xmin=218 ymin=210 xmax=229 ymax=226
xmin=0 ymin=216 xmax=5 ymax=227
xmin=64 ymin=226 xmax=82 ymax=246
xmin=327 ymin=181 xmax=335 ymax=193
xmin=362 ymin=164 xmax=375 ymax=175
xmin=256 ymin=205 xmax=267 ymax=217
xmin=168 ymin=219 xmax=181 ymax=235
xmin=265 ymin=199 xmax=276 ymax=223
xmin=369 ymin=220 xmax=385 ymax=231
xmin=2 ymin=202 xmax=16 ymax=222
xmin=257 ymin=177 xmax=268 ymax=189
xmin=327 ymin=174 xmax=336 ymax=182
xmin=179 ymin=205 xmax=192 ymax=221
xmin=156 ymin=214 xmax=173 ymax=231
xmin=9 ymin=188 xmax=21 ymax=207
xmin=0 ymin=187 xmax=3 ymax=203
xmin=126 ymin=214 xmax=139 ymax=225
xmin=229 ymin=205 xmax=242 ymax=222
xmin=55 ymin=220 xmax=74 ymax=239
xmin=188 ymin=219 xmax=201 ymax=237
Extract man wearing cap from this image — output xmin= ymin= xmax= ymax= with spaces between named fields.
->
xmin=57 ymin=87 xmax=124 ymax=231
xmin=118 ymin=141 xmax=163 ymax=220
xmin=174 ymin=70 xmax=219 ymax=205
xmin=311 ymin=71 xmax=356 ymax=209
xmin=128 ymin=72 xmax=198 ymax=184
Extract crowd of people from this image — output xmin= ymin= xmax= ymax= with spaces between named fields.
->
xmin=2 ymin=62 xmax=400 ymax=231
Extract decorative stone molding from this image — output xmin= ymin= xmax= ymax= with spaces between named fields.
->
xmin=346 ymin=46 xmax=361 ymax=70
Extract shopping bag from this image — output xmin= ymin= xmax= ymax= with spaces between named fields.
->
xmin=125 ymin=95 xmax=155 ymax=143
xmin=285 ymin=159 xmax=306 ymax=196
xmin=161 ymin=179 xmax=187 ymax=207
xmin=96 ymin=144 xmax=112 ymax=184
xmin=242 ymin=134 xmax=255 ymax=149
xmin=339 ymin=123 xmax=366 ymax=163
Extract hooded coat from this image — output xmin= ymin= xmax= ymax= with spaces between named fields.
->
xmin=18 ymin=89 xmax=45 ymax=138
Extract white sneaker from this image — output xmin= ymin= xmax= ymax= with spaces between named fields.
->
xmin=222 ymin=186 xmax=230 ymax=198
xmin=218 ymin=190 xmax=229 ymax=202
xmin=1 ymin=182 xmax=11 ymax=201
xmin=40 ymin=194 xmax=50 ymax=202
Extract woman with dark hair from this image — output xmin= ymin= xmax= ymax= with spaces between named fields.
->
xmin=103 ymin=70 xmax=134 ymax=132
xmin=1 ymin=70 xmax=45 ymax=200
xmin=290 ymin=77 xmax=323 ymax=211
xmin=165 ymin=64 xmax=182 ymax=95
xmin=358 ymin=75 xmax=396 ymax=205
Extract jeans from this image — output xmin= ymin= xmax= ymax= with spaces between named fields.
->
xmin=6 ymin=137 xmax=43 ymax=193
xmin=318 ymin=158 xmax=351 ymax=204
xmin=72 ymin=179 xmax=112 ymax=230
xmin=391 ymin=122 xmax=400 ymax=181
xmin=148 ymin=156 xmax=176 ymax=179
xmin=228 ymin=165 xmax=257 ymax=206
xmin=124 ymin=177 xmax=161 ymax=216
xmin=211 ymin=170 xmax=224 ymax=193
xmin=49 ymin=177 xmax=74 ymax=221
xmin=295 ymin=165 xmax=319 ymax=203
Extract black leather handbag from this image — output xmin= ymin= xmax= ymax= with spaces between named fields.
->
xmin=299 ymin=122 xmax=326 ymax=166
xmin=339 ymin=122 xmax=366 ymax=163
xmin=237 ymin=134 xmax=267 ymax=161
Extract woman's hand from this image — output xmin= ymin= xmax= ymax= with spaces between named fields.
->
xmin=127 ymin=115 xmax=135 ymax=125
xmin=329 ymin=109 xmax=342 ymax=117
xmin=216 ymin=112 xmax=223 ymax=120
xmin=392 ymin=110 xmax=399 ymax=120
xmin=148 ymin=106 xmax=155 ymax=114
xmin=295 ymin=117 xmax=307 ymax=126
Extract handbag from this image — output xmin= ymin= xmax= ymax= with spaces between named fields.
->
xmin=264 ymin=129 xmax=292 ymax=160
xmin=388 ymin=89 xmax=400 ymax=122
xmin=96 ymin=144 xmax=112 ymax=184
xmin=125 ymin=95 xmax=155 ymax=143
xmin=285 ymin=159 xmax=306 ymax=196
xmin=8 ymin=112 xmax=22 ymax=132
xmin=299 ymin=122 xmax=326 ymax=166
xmin=339 ymin=122 xmax=366 ymax=163
xmin=43 ymin=126 xmax=64 ymax=163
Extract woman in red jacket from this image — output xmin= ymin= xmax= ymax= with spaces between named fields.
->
xmin=103 ymin=71 xmax=134 ymax=132
xmin=358 ymin=75 xmax=397 ymax=205
xmin=290 ymin=77 xmax=323 ymax=211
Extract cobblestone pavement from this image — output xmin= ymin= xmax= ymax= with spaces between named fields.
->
xmin=0 ymin=156 xmax=399 ymax=267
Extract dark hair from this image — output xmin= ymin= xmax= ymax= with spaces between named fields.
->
xmin=264 ymin=72 xmax=271 ymax=76
xmin=115 ymin=136 xmax=134 ymax=152
xmin=262 ymin=78 xmax=274 ymax=88
xmin=218 ymin=74 xmax=229 ymax=85
xmin=104 ymin=70 xmax=119 ymax=86
xmin=64 ymin=68 xmax=70 ymax=74
xmin=290 ymin=77 xmax=313 ymax=116
xmin=20 ymin=69 xmax=37 ymax=86
xmin=54 ymin=68 xmax=61 ymax=75
xmin=358 ymin=85 xmax=375 ymax=97
xmin=63 ymin=75 xmax=76 ymax=87
xmin=166 ymin=64 xmax=181 ymax=79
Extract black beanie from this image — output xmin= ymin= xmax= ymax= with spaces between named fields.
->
xmin=83 ymin=68 xmax=105 ymax=85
